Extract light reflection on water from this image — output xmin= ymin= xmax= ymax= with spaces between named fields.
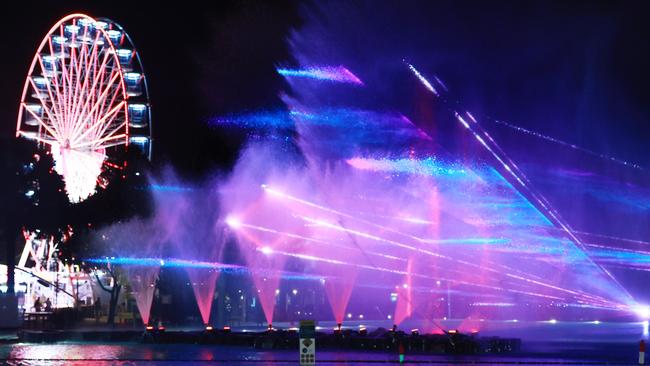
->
xmin=7 ymin=344 xmax=122 ymax=366
xmin=0 ymin=342 xmax=637 ymax=365
xmin=1 ymin=344 xmax=302 ymax=366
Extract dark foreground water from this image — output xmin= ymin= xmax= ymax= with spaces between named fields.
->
xmin=0 ymin=343 xmax=642 ymax=365
xmin=0 ymin=322 xmax=646 ymax=365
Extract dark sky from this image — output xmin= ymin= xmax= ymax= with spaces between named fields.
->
xmin=288 ymin=0 xmax=650 ymax=169
xmin=1 ymin=1 xmax=648 ymax=175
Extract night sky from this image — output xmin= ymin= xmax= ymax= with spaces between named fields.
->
xmin=0 ymin=0 xmax=648 ymax=240
xmin=0 ymin=1 xmax=648 ymax=176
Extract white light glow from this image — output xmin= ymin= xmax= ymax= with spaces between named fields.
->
xmin=406 ymin=63 xmax=438 ymax=96
xmin=225 ymin=216 xmax=242 ymax=229
xmin=261 ymin=184 xmax=283 ymax=198
xmin=130 ymin=136 xmax=149 ymax=144
xmin=51 ymin=144 xmax=105 ymax=203
xmin=634 ymin=305 xmax=650 ymax=319
xmin=117 ymin=49 xmax=133 ymax=57
xmin=124 ymin=72 xmax=141 ymax=81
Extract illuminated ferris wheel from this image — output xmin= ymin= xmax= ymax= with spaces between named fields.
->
xmin=16 ymin=14 xmax=152 ymax=203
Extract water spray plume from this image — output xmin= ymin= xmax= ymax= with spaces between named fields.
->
xmin=277 ymin=66 xmax=363 ymax=85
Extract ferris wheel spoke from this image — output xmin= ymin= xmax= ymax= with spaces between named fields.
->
xmin=66 ymin=36 xmax=86 ymax=139
xmin=70 ymin=70 xmax=120 ymax=141
xmin=92 ymin=52 xmax=110 ymax=127
xmin=25 ymin=80 xmax=63 ymax=142
xmin=68 ymin=40 xmax=86 ymax=138
xmin=57 ymin=24 xmax=73 ymax=140
xmin=73 ymin=132 xmax=127 ymax=150
xmin=21 ymin=102 xmax=61 ymax=143
xmin=95 ymin=63 xmax=121 ymax=118
xmin=70 ymin=28 xmax=94 ymax=121
xmin=88 ymin=88 xmax=122 ymax=144
xmin=96 ymin=138 xmax=129 ymax=150
xmin=84 ymin=54 xmax=117 ymax=113
xmin=95 ymin=124 xmax=128 ymax=149
xmin=69 ymin=31 xmax=102 ymax=131
xmin=85 ymin=97 xmax=125 ymax=145
xmin=72 ymin=100 xmax=125 ymax=146
xmin=45 ymin=37 xmax=68 ymax=132
xmin=68 ymin=49 xmax=89 ymax=139
xmin=34 ymin=55 xmax=66 ymax=135
xmin=87 ymin=44 xmax=104 ymax=131
xmin=63 ymin=25 xmax=83 ymax=139
xmin=95 ymin=72 xmax=121 ymax=118
xmin=92 ymin=108 xmax=127 ymax=146
xmin=28 ymin=88 xmax=63 ymax=140
xmin=93 ymin=82 xmax=123 ymax=138
xmin=68 ymin=51 xmax=113 ymax=140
